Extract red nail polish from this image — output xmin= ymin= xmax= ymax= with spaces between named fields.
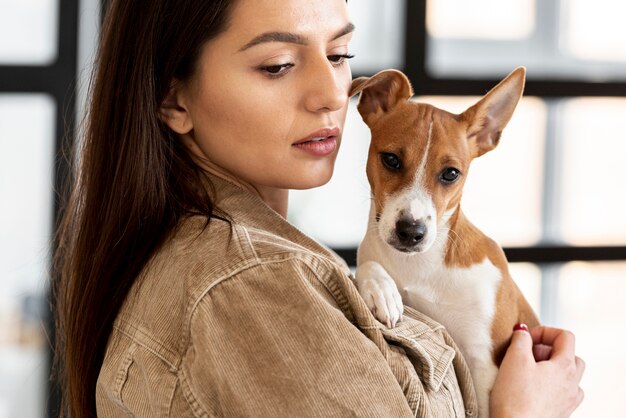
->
xmin=513 ymin=323 xmax=530 ymax=332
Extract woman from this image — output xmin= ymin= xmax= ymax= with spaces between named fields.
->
xmin=53 ymin=0 xmax=585 ymax=416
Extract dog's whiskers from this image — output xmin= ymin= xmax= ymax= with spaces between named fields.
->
xmin=446 ymin=228 xmax=463 ymax=256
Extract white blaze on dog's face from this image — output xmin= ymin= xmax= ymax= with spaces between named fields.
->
xmin=363 ymin=98 xmax=472 ymax=254
xmin=351 ymin=68 xmax=525 ymax=254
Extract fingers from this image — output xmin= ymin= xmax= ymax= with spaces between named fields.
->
xmin=532 ymin=326 xmax=585 ymax=415
xmin=511 ymin=326 xmax=533 ymax=348
xmin=532 ymin=344 xmax=552 ymax=361
xmin=568 ymin=358 xmax=585 ymax=415
xmin=530 ymin=326 xmax=576 ymax=363
xmin=575 ymin=387 xmax=585 ymax=409
xmin=502 ymin=324 xmax=534 ymax=364
xmin=498 ymin=324 xmax=585 ymax=417
xmin=575 ymin=356 xmax=585 ymax=383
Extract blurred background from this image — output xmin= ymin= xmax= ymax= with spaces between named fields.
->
xmin=0 ymin=0 xmax=624 ymax=416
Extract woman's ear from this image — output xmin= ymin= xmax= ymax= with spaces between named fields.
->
xmin=159 ymin=80 xmax=193 ymax=134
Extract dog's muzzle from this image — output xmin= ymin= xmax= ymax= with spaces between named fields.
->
xmin=391 ymin=217 xmax=427 ymax=252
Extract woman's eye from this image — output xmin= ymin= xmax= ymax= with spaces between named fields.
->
xmin=259 ymin=63 xmax=293 ymax=78
xmin=381 ymin=153 xmax=401 ymax=171
xmin=440 ymin=167 xmax=461 ymax=184
xmin=328 ymin=53 xmax=354 ymax=66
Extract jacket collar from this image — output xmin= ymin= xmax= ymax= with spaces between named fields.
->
xmin=204 ymin=171 xmax=350 ymax=272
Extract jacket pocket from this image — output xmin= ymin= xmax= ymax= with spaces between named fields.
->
xmin=109 ymin=343 xmax=178 ymax=417
xmin=380 ymin=318 xmax=456 ymax=392
xmin=378 ymin=311 xmax=468 ymax=417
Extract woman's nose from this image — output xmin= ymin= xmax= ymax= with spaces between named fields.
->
xmin=303 ymin=58 xmax=348 ymax=113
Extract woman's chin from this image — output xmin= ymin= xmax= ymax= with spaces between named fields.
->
xmin=289 ymin=168 xmax=335 ymax=190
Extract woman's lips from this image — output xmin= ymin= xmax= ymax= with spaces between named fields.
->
xmin=292 ymin=127 xmax=340 ymax=156
xmin=292 ymin=136 xmax=338 ymax=156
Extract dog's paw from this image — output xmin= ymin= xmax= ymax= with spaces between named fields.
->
xmin=355 ymin=261 xmax=404 ymax=328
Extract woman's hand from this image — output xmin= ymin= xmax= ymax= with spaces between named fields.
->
xmin=490 ymin=325 xmax=585 ymax=418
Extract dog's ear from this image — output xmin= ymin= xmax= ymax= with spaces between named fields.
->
xmin=462 ymin=67 xmax=526 ymax=158
xmin=350 ymin=70 xmax=413 ymax=125
xmin=349 ymin=76 xmax=370 ymax=97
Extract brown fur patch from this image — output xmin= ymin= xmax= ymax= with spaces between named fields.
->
xmin=443 ymin=211 xmax=539 ymax=366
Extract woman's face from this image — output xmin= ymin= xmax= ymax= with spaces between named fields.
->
xmin=176 ymin=0 xmax=353 ymax=192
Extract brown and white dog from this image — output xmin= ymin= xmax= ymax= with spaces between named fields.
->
xmin=351 ymin=68 xmax=539 ymax=418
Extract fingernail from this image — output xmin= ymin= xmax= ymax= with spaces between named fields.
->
xmin=513 ymin=323 xmax=530 ymax=332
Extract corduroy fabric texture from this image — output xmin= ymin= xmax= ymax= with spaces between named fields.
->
xmin=96 ymin=173 xmax=478 ymax=417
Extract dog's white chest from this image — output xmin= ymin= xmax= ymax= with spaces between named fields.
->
xmin=372 ymin=247 xmax=502 ymax=418
xmin=396 ymin=259 xmax=501 ymax=354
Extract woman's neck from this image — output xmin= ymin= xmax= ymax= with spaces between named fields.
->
xmin=180 ymin=134 xmax=289 ymax=217
xmin=196 ymin=157 xmax=289 ymax=217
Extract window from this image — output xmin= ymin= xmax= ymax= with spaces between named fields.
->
xmin=425 ymin=0 xmax=626 ymax=81
xmin=290 ymin=2 xmax=626 ymax=416
xmin=0 ymin=0 xmax=81 ymax=416
xmin=0 ymin=94 xmax=55 ymax=418
xmin=0 ymin=0 xmax=59 ymax=65
xmin=559 ymin=98 xmax=626 ymax=245
xmin=2 ymin=1 xmax=622 ymax=416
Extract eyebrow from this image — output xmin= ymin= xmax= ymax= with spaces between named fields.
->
xmin=239 ymin=22 xmax=355 ymax=52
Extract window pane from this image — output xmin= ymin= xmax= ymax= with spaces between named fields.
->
xmin=289 ymin=99 xmax=370 ymax=247
xmin=0 ymin=0 xmax=59 ymax=65
xmin=0 ymin=94 xmax=55 ymax=418
xmin=564 ymin=0 xmax=626 ymax=62
xmin=509 ymin=262 xmax=542 ymax=317
xmin=427 ymin=0 xmax=535 ymax=40
xmin=557 ymin=261 xmax=626 ymax=418
xmin=559 ymin=98 xmax=626 ymax=245
xmin=347 ymin=0 xmax=405 ymax=73
xmin=425 ymin=0 xmax=626 ymax=81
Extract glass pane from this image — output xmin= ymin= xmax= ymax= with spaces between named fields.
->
xmin=564 ymin=0 xmax=626 ymax=62
xmin=0 ymin=94 xmax=55 ymax=418
xmin=347 ymin=0 xmax=405 ymax=74
xmin=509 ymin=262 xmax=542 ymax=317
xmin=289 ymin=99 xmax=370 ymax=247
xmin=427 ymin=0 xmax=535 ymax=40
xmin=289 ymin=96 xmax=546 ymax=248
xmin=557 ymin=261 xmax=626 ymax=418
xmin=425 ymin=0 xmax=626 ymax=81
xmin=0 ymin=0 xmax=59 ymax=65
xmin=559 ymin=98 xmax=626 ymax=245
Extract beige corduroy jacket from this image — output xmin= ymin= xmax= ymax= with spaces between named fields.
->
xmin=96 ymin=173 xmax=477 ymax=417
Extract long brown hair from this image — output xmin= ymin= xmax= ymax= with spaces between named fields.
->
xmin=53 ymin=0 xmax=235 ymax=416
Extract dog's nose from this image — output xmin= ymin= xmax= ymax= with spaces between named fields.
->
xmin=395 ymin=219 xmax=427 ymax=246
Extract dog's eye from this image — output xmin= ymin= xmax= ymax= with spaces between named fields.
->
xmin=381 ymin=153 xmax=401 ymax=171
xmin=440 ymin=167 xmax=461 ymax=184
